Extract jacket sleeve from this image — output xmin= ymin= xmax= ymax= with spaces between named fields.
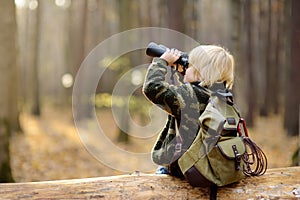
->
xmin=142 ymin=57 xmax=181 ymax=117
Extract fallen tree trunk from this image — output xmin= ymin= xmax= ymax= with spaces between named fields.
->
xmin=0 ymin=167 xmax=299 ymax=199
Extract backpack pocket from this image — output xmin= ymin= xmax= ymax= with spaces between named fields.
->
xmin=207 ymin=137 xmax=246 ymax=186
xmin=179 ymin=136 xmax=246 ymax=187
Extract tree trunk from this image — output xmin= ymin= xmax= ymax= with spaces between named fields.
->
xmin=0 ymin=167 xmax=299 ymax=199
xmin=0 ymin=119 xmax=14 ymax=183
xmin=72 ymin=0 xmax=93 ymax=120
xmin=262 ymin=0 xmax=274 ymax=117
xmin=243 ymin=0 xmax=256 ymax=127
xmin=230 ymin=0 xmax=244 ymax=112
xmin=31 ymin=0 xmax=41 ymax=116
xmin=0 ymin=0 xmax=19 ymax=183
xmin=285 ymin=0 xmax=300 ymax=136
xmin=166 ymin=0 xmax=186 ymax=49
xmin=258 ymin=0 xmax=268 ymax=116
xmin=116 ymin=0 xmax=132 ymax=143
xmin=272 ymin=0 xmax=282 ymax=114
xmin=166 ymin=0 xmax=185 ymax=33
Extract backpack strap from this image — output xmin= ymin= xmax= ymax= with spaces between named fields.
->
xmin=196 ymin=82 xmax=243 ymax=120
xmin=210 ymin=185 xmax=218 ymax=200
xmin=169 ymin=119 xmax=186 ymax=163
xmin=174 ymin=119 xmax=183 ymax=153
xmin=168 ymin=119 xmax=185 ymax=178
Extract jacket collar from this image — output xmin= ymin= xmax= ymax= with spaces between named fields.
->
xmin=192 ymin=81 xmax=227 ymax=91
xmin=208 ymin=82 xmax=227 ymax=92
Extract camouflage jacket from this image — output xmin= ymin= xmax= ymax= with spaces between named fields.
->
xmin=143 ymin=57 xmax=210 ymax=166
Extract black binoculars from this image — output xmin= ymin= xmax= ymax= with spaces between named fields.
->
xmin=146 ymin=42 xmax=189 ymax=71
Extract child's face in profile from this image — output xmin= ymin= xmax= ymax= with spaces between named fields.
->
xmin=183 ymin=66 xmax=198 ymax=83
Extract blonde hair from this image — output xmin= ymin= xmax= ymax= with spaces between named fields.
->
xmin=188 ymin=45 xmax=235 ymax=89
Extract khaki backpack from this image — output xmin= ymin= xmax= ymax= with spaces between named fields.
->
xmin=177 ymin=88 xmax=267 ymax=187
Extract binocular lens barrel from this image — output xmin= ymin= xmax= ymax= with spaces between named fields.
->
xmin=145 ymin=42 xmax=189 ymax=70
xmin=145 ymin=42 xmax=167 ymax=57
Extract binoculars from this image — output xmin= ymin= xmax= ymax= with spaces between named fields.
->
xmin=146 ymin=42 xmax=189 ymax=71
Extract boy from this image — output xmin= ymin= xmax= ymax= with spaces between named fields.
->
xmin=143 ymin=45 xmax=235 ymax=177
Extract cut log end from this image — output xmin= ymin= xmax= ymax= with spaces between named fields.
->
xmin=0 ymin=167 xmax=299 ymax=199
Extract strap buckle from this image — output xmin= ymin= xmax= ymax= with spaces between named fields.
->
xmin=175 ymin=143 xmax=182 ymax=153
xmin=232 ymin=145 xmax=242 ymax=171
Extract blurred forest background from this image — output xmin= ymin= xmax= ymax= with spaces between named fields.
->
xmin=0 ymin=0 xmax=299 ymax=183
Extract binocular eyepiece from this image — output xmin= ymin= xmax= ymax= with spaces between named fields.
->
xmin=146 ymin=42 xmax=189 ymax=71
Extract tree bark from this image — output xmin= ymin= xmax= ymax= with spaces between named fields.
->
xmin=31 ymin=0 xmax=41 ymax=116
xmin=0 ymin=167 xmax=299 ymax=199
xmin=257 ymin=0 xmax=268 ymax=116
xmin=284 ymin=0 xmax=300 ymax=136
xmin=0 ymin=0 xmax=19 ymax=182
xmin=72 ymin=0 xmax=93 ymax=120
xmin=272 ymin=0 xmax=283 ymax=114
xmin=243 ymin=0 xmax=256 ymax=127
xmin=115 ymin=0 xmax=132 ymax=143
xmin=262 ymin=0 xmax=274 ymax=117
xmin=0 ymin=119 xmax=14 ymax=183
xmin=166 ymin=0 xmax=185 ymax=33
xmin=230 ymin=0 xmax=245 ymax=114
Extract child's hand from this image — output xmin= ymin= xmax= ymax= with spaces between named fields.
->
xmin=160 ymin=48 xmax=181 ymax=66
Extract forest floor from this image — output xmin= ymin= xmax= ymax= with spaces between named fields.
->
xmin=10 ymin=105 xmax=299 ymax=182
